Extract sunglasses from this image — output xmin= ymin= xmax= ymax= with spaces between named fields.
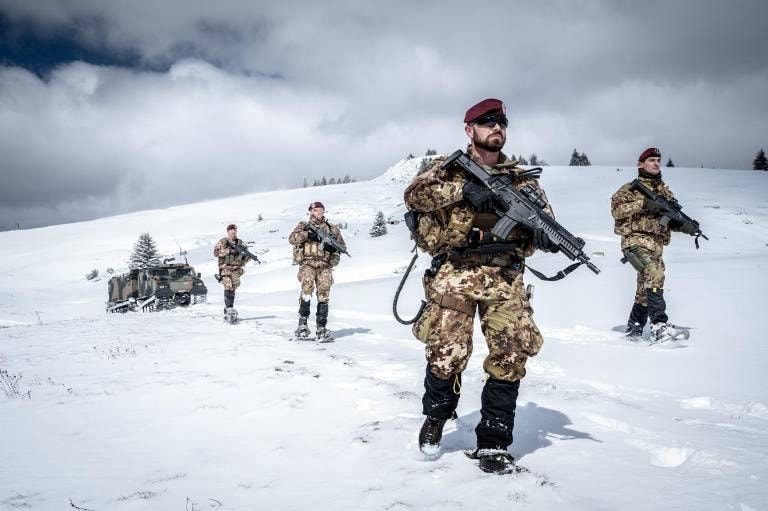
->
xmin=473 ymin=112 xmax=508 ymax=128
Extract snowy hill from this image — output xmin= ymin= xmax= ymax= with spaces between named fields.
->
xmin=1 ymin=157 xmax=767 ymax=510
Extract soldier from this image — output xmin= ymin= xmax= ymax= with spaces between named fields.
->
xmin=213 ymin=224 xmax=251 ymax=322
xmin=288 ymin=201 xmax=347 ymax=342
xmin=611 ymin=147 xmax=686 ymax=342
xmin=403 ymin=98 xmax=557 ymax=474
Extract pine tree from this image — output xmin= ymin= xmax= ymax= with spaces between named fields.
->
xmin=329 ymin=177 xmax=337 ymax=185
xmin=529 ymin=154 xmax=539 ymax=166
xmin=753 ymin=149 xmax=767 ymax=170
xmin=303 ymin=177 xmax=308 ymax=188
xmin=579 ymin=152 xmax=591 ymax=166
xmin=369 ymin=210 xmax=388 ymax=237
xmin=419 ymin=158 xmax=430 ymax=173
xmin=569 ymin=149 xmax=581 ymax=166
xmin=129 ymin=233 xmax=161 ymax=270
xmin=425 ymin=148 xmax=437 ymax=156
xmin=320 ymin=176 xmax=327 ymax=186
xmin=666 ymin=158 xmax=675 ymax=167
xmin=342 ymin=174 xmax=351 ymax=183
xmin=312 ymin=179 xmax=319 ymax=186
xmin=257 ymin=213 xmax=263 ymax=221
xmin=406 ymin=153 xmax=415 ymax=160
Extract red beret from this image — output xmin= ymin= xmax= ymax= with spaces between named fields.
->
xmin=308 ymin=201 xmax=325 ymax=211
xmin=226 ymin=223 xmax=237 ymax=231
xmin=638 ymin=147 xmax=661 ymax=162
xmin=464 ymin=98 xmax=505 ymax=123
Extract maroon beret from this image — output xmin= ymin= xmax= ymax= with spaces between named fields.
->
xmin=638 ymin=147 xmax=661 ymax=162
xmin=464 ymin=98 xmax=506 ymax=123
xmin=308 ymin=201 xmax=325 ymax=211
xmin=226 ymin=223 xmax=237 ymax=231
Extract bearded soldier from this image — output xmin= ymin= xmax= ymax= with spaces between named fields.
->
xmin=288 ymin=201 xmax=347 ymax=342
xmin=213 ymin=224 xmax=251 ymax=322
xmin=403 ymin=98 xmax=558 ymax=474
xmin=611 ymin=147 xmax=692 ymax=342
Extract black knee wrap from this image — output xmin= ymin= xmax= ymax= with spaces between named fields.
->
xmin=224 ymin=290 xmax=235 ymax=308
xmin=422 ymin=366 xmax=461 ymax=420
xmin=476 ymin=378 xmax=520 ymax=450
xmin=298 ymin=297 xmax=311 ymax=318
xmin=628 ymin=302 xmax=648 ymax=327
xmin=646 ymin=288 xmax=668 ymax=324
xmin=316 ymin=302 xmax=329 ymax=327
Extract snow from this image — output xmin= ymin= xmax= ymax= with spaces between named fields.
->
xmin=1 ymin=158 xmax=767 ymax=510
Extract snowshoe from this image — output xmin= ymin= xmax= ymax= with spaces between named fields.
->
xmin=650 ymin=322 xmax=690 ymax=343
xmin=465 ymin=448 xmax=527 ymax=475
xmin=418 ymin=416 xmax=448 ymax=457
xmin=293 ymin=317 xmax=312 ymax=340
xmin=224 ymin=307 xmax=238 ymax=324
xmin=315 ymin=327 xmax=335 ymax=343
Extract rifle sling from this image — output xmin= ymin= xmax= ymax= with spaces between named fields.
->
xmin=525 ymin=261 xmax=584 ymax=282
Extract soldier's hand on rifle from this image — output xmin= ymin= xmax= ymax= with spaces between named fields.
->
xmin=462 ymin=182 xmax=499 ymax=213
xmin=678 ymin=219 xmax=701 ymax=236
xmin=532 ymin=228 xmax=560 ymax=253
xmin=306 ymin=228 xmax=321 ymax=242
xmin=644 ymin=198 xmax=669 ymax=215
xmin=324 ymin=244 xmax=338 ymax=254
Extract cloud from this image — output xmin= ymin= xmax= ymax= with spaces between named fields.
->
xmin=0 ymin=0 xmax=767 ymax=229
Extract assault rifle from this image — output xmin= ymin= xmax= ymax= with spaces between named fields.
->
xmin=226 ymin=239 xmax=262 ymax=264
xmin=305 ymin=222 xmax=350 ymax=257
xmin=630 ymin=179 xmax=708 ymax=249
xmin=442 ymin=150 xmax=600 ymax=277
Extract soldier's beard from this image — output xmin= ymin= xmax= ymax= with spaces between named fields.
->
xmin=472 ymin=130 xmax=505 ymax=152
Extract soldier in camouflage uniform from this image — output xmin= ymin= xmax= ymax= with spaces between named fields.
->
xmin=213 ymin=224 xmax=251 ymax=319
xmin=288 ymin=201 xmax=347 ymax=341
xmin=611 ymin=147 xmax=686 ymax=342
xmin=404 ymin=98 xmax=558 ymax=474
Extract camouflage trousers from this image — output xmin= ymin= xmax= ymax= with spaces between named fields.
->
xmin=297 ymin=264 xmax=333 ymax=303
xmin=623 ymin=245 xmax=666 ymax=305
xmin=219 ymin=267 xmax=244 ymax=291
xmin=412 ymin=260 xmax=543 ymax=383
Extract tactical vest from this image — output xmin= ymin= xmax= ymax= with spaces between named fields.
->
xmin=292 ymin=221 xmax=341 ymax=267
xmin=404 ymin=155 xmax=537 ymax=257
xmin=219 ymin=238 xmax=249 ymax=267
xmin=613 ymin=177 xmax=674 ymax=244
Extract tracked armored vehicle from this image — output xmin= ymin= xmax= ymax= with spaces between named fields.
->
xmin=106 ymin=259 xmax=207 ymax=312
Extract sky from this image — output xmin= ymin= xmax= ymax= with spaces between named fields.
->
xmin=1 ymin=0 xmax=767 ymax=230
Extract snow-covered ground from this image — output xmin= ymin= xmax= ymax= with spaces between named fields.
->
xmin=1 ymin=157 xmax=767 ymax=510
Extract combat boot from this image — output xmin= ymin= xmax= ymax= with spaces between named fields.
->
xmin=474 ymin=448 xmax=521 ymax=474
xmin=418 ymin=416 xmax=448 ymax=456
xmin=624 ymin=321 xmax=644 ymax=339
xmin=315 ymin=302 xmax=333 ymax=342
xmin=624 ymin=303 xmax=648 ymax=339
xmin=294 ymin=316 xmax=311 ymax=339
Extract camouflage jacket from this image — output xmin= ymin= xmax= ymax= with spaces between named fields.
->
xmin=288 ymin=219 xmax=346 ymax=268
xmin=213 ymin=237 xmax=250 ymax=271
xmin=403 ymin=149 xmax=554 ymax=259
xmin=611 ymin=174 xmax=680 ymax=251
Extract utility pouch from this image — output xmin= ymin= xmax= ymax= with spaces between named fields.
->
xmin=621 ymin=246 xmax=649 ymax=272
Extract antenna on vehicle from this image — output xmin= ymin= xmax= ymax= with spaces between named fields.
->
xmin=173 ymin=236 xmax=189 ymax=264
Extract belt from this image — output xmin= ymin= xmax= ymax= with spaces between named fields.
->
xmin=448 ymin=243 xmax=524 ymax=269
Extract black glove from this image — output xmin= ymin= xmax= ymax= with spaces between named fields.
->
xmin=644 ymin=198 xmax=669 ymax=215
xmin=324 ymin=244 xmax=338 ymax=254
xmin=305 ymin=228 xmax=321 ymax=242
xmin=462 ymin=182 xmax=498 ymax=213
xmin=532 ymin=228 xmax=559 ymax=253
